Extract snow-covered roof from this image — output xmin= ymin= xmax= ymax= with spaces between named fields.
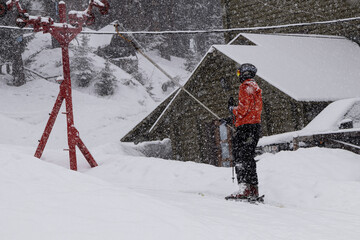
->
xmin=214 ymin=33 xmax=360 ymax=101
xmin=302 ymin=97 xmax=360 ymax=133
xmin=87 ymin=23 xmax=115 ymax=49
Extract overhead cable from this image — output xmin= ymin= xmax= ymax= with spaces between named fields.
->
xmin=82 ymin=16 xmax=360 ymax=34
xmin=0 ymin=16 xmax=359 ymax=34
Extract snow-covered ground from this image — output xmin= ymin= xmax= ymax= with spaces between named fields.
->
xmin=1 ymin=32 xmax=360 ymax=239
xmin=1 ymin=76 xmax=360 ymax=239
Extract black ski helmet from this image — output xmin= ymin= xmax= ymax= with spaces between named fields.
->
xmin=237 ymin=63 xmax=257 ymax=82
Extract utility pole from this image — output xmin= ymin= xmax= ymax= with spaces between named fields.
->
xmin=0 ymin=0 xmax=109 ymax=170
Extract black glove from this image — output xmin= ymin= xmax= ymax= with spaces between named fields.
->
xmin=228 ymin=96 xmax=235 ymax=108
xmin=228 ymin=97 xmax=235 ymax=115
xmin=220 ymin=117 xmax=232 ymax=125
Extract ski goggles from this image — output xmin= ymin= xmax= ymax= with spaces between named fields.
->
xmin=236 ymin=69 xmax=241 ymax=77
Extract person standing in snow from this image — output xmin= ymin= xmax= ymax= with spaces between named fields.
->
xmin=226 ymin=63 xmax=263 ymax=200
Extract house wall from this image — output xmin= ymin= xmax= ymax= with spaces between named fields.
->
xmin=256 ymin=77 xmax=302 ymax=135
xmin=164 ymin=51 xmax=238 ymax=162
xmin=221 ymin=0 xmax=360 ymax=44
xmin=256 ymin=77 xmax=331 ymax=135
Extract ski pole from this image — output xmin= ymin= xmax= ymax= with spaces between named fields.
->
xmin=232 ymin=165 xmax=235 ymax=183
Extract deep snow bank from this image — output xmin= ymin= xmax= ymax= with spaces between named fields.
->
xmin=1 ymin=143 xmax=360 ymax=240
xmin=89 ymin=145 xmax=360 ymax=215
xmin=0 ymin=144 xmax=214 ymax=240
xmin=258 ymin=147 xmax=360 ymax=213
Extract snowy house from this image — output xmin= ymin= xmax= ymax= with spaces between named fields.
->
xmin=121 ymin=33 xmax=360 ymax=165
xmin=258 ymin=98 xmax=360 ymax=154
xmin=88 ymin=23 xmax=138 ymax=74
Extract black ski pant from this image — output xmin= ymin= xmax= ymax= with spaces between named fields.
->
xmin=232 ymin=123 xmax=261 ymax=186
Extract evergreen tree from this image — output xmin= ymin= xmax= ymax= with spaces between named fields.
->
xmin=95 ymin=60 xmax=117 ymax=96
xmin=184 ymin=50 xmax=202 ymax=72
xmin=175 ymin=0 xmax=224 ymax=59
xmin=41 ymin=0 xmax=88 ymax=14
xmin=72 ymin=34 xmax=95 ymax=87
xmin=0 ymin=0 xmax=31 ymax=86
xmin=91 ymin=0 xmax=223 ymax=60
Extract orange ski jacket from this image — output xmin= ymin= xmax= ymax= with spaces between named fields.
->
xmin=232 ymin=79 xmax=263 ymax=127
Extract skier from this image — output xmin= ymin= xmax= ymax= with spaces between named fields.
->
xmin=226 ymin=63 xmax=263 ymax=201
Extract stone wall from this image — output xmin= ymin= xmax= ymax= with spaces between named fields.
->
xmin=221 ymin=0 xmax=360 ymax=44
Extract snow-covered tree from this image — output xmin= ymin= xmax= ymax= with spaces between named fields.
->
xmin=0 ymin=0 xmax=32 ymax=86
xmin=72 ymin=34 xmax=95 ymax=87
xmin=95 ymin=60 xmax=117 ymax=96
xmin=91 ymin=0 xmax=224 ymax=61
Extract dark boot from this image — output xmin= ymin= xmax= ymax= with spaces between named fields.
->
xmin=248 ymin=184 xmax=259 ymax=198
xmin=226 ymin=183 xmax=259 ymax=200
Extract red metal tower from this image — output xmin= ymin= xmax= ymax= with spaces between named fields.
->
xmin=1 ymin=0 xmax=109 ymax=170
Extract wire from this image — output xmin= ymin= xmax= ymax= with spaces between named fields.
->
xmin=0 ymin=16 xmax=359 ymax=34
xmin=0 ymin=25 xmax=33 ymax=31
xmin=81 ymin=16 xmax=360 ymax=35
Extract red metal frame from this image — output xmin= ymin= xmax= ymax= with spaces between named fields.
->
xmin=3 ymin=0 xmax=110 ymax=170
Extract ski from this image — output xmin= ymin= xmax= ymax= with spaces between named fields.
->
xmin=225 ymin=195 xmax=265 ymax=204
